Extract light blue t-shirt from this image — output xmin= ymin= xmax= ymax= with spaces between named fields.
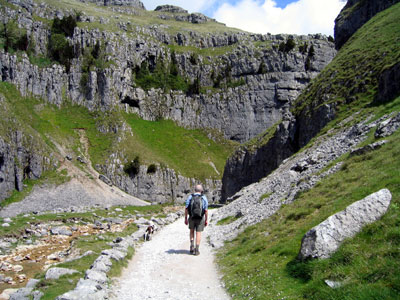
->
xmin=185 ymin=193 xmax=208 ymax=211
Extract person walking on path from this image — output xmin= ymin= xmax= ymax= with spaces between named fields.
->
xmin=185 ymin=184 xmax=208 ymax=255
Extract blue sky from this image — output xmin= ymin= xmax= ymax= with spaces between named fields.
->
xmin=141 ymin=0 xmax=347 ymax=36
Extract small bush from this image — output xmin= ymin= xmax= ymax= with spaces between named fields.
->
xmin=308 ymin=44 xmax=315 ymax=58
xmin=147 ymin=164 xmax=157 ymax=174
xmin=0 ymin=20 xmax=29 ymax=53
xmin=299 ymin=42 xmax=308 ymax=54
xmin=51 ymin=15 xmax=77 ymax=38
xmin=48 ymin=33 xmax=74 ymax=71
xmin=279 ymin=38 xmax=296 ymax=53
xmin=134 ymin=56 xmax=190 ymax=92
xmin=258 ymin=61 xmax=267 ymax=74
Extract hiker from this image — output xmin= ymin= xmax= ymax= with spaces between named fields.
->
xmin=184 ymin=184 xmax=208 ymax=256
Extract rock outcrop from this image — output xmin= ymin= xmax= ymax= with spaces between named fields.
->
xmin=298 ymin=189 xmax=392 ymax=260
xmin=78 ymin=0 xmax=145 ymax=9
xmin=221 ymin=102 xmax=336 ymax=201
xmin=97 ymin=162 xmax=221 ymax=204
xmin=210 ymin=113 xmax=397 ymax=248
xmin=334 ymin=0 xmax=400 ymax=49
xmin=0 ymin=0 xmax=335 ymax=203
xmin=154 ymin=5 xmax=188 ymax=13
xmin=0 ymin=0 xmax=336 ymax=143
xmin=376 ymin=62 xmax=400 ymax=104
xmin=0 ymin=133 xmax=49 ymax=202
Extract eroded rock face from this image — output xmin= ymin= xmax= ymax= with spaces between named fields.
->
xmin=334 ymin=0 xmax=400 ymax=49
xmin=154 ymin=5 xmax=187 ymax=13
xmin=0 ymin=133 xmax=49 ymax=202
xmin=375 ymin=62 xmax=400 ymax=104
xmin=0 ymin=1 xmax=335 ymax=203
xmin=298 ymin=189 xmax=392 ymax=260
xmin=97 ymin=163 xmax=221 ymax=204
xmin=78 ymin=0 xmax=145 ymax=9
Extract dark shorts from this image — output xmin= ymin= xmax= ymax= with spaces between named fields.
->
xmin=189 ymin=216 xmax=205 ymax=232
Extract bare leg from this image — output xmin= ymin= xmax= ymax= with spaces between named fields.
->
xmin=190 ymin=229 xmax=195 ymax=253
xmin=190 ymin=229 xmax=195 ymax=241
xmin=196 ymin=231 xmax=202 ymax=246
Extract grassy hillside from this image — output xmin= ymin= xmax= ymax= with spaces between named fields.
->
xmin=216 ymin=4 xmax=400 ymax=300
xmin=36 ymin=0 xmax=241 ymax=35
xmin=0 ymin=82 xmax=235 ymax=183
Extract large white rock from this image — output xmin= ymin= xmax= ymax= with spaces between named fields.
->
xmin=45 ymin=267 xmax=78 ymax=280
xmin=299 ymin=189 xmax=392 ymax=259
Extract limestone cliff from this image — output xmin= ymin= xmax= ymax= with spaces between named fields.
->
xmin=221 ymin=1 xmax=400 ymax=201
xmin=334 ymin=0 xmax=400 ymax=49
xmin=0 ymin=0 xmax=335 ymax=203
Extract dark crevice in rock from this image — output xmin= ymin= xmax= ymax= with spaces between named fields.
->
xmin=121 ymin=96 xmax=140 ymax=108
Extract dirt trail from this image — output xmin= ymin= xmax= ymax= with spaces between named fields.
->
xmin=111 ymin=213 xmax=231 ymax=300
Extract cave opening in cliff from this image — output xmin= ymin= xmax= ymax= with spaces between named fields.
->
xmin=0 ymin=155 xmax=4 ymax=170
xmin=122 ymin=96 xmax=140 ymax=109
xmin=24 ymin=166 xmax=31 ymax=180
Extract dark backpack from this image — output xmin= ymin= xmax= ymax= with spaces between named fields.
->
xmin=190 ymin=194 xmax=204 ymax=219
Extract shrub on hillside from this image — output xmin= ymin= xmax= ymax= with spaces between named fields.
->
xmin=147 ymin=164 xmax=157 ymax=174
xmin=0 ymin=20 xmax=29 ymax=53
xmin=279 ymin=38 xmax=296 ymax=53
xmin=124 ymin=156 xmax=141 ymax=177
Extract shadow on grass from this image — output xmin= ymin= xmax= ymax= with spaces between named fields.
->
xmin=286 ymin=258 xmax=313 ymax=282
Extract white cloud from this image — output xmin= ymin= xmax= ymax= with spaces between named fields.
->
xmin=213 ymin=0 xmax=346 ymax=36
xmin=141 ymin=0 xmax=217 ymax=13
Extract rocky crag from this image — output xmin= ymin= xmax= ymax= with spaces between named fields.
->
xmin=334 ymin=0 xmax=400 ymax=49
xmin=0 ymin=0 xmax=335 ymax=204
xmin=221 ymin=1 xmax=400 ymax=201
xmin=210 ymin=112 xmax=400 ymax=248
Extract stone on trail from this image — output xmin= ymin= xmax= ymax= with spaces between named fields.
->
xmin=50 ymin=226 xmax=73 ymax=236
xmin=9 ymin=287 xmax=33 ymax=300
xmin=299 ymin=189 xmax=392 ymax=260
xmin=45 ymin=267 xmax=78 ymax=280
xmin=85 ymin=270 xmax=107 ymax=284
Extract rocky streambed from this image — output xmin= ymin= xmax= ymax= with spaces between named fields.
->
xmin=0 ymin=205 xmax=184 ymax=299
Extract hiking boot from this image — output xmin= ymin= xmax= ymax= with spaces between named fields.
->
xmin=194 ymin=246 xmax=200 ymax=256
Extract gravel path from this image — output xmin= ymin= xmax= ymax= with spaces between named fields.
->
xmin=111 ymin=215 xmax=230 ymax=300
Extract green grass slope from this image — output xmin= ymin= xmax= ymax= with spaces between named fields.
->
xmin=0 ymin=82 xmax=235 ymax=184
xmin=216 ymin=4 xmax=400 ymax=300
xmin=36 ymin=0 xmax=241 ymax=35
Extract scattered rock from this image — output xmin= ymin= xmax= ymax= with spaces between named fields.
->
xmin=45 ymin=267 xmax=78 ymax=280
xmin=50 ymin=227 xmax=73 ymax=236
xmin=12 ymin=265 xmax=23 ymax=273
xmin=76 ymin=156 xmax=86 ymax=164
xmin=9 ymin=287 xmax=32 ymax=300
xmin=0 ymin=289 xmax=19 ymax=300
xmin=375 ymin=113 xmax=400 ymax=138
xmin=298 ymin=189 xmax=392 ymax=260
xmin=99 ymin=174 xmax=112 ymax=186
xmin=84 ymin=270 xmax=107 ymax=284
xmin=2 ymin=223 xmax=10 ymax=227
xmin=101 ymin=249 xmax=126 ymax=261
xmin=350 ymin=140 xmax=388 ymax=156
xmin=25 ymin=278 xmax=40 ymax=289
xmin=325 ymin=280 xmax=344 ymax=289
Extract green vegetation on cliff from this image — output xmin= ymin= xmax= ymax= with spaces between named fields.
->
xmin=217 ymin=3 xmax=400 ymax=300
xmin=0 ymin=81 xmax=234 ymax=185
